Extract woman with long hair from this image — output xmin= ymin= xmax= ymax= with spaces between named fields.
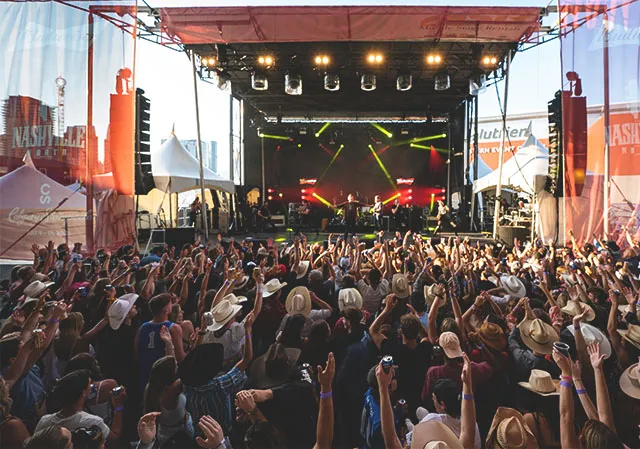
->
xmin=169 ymin=304 xmax=194 ymax=352
xmin=0 ymin=377 xmax=30 ymax=449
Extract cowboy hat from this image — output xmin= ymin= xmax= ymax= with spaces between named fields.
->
xmin=561 ymin=300 xmax=595 ymax=322
xmin=392 ymin=273 xmax=410 ymax=299
xmin=294 ymin=260 xmax=310 ymax=280
xmin=411 ymin=421 xmax=463 ymax=449
xmin=107 ymin=293 xmax=139 ymax=330
xmin=476 ymin=321 xmax=507 ymax=352
xmin=618 ymin=304 xmax=638 ymax=317
xmin=500 ymin=275 xmax=526 ymax=298
xmin=219 ymin=293 xmax=247 ymax=308
xmin=249 ymin=343 xmax=301 ymax=389
xmin=518 ymin=318 xmax=559 ymax=354
xmin=338 ymin=288 xmax=363 ymax=311
xmin=286 ymin=286 xmax=312 ymax=317
xmin=23 ymin=280 xmax=54 ymax=298
xmin=619 ymin=362 xmax=640 ymax=400
xmin=567 ymin=323 xmax=612 ymax=359
xmin=486 ymin=407 xmax=538 ymax=449
xmin=208 ymin=299 xmax=242 ymax=332
xmin=233 ymin=275 xmax=250 ymax=290
xmin=257 ymin=247 xmax=269 ymax=256
xmin=618 ymin=324 xmax=640 ymax=350
xmin=424 ymin=284 xmax=445 ymax=306
xmin=261 ymin=278 xmax=287 ymax=298
xmin=518 ymin=369 xmax=559 ymax=396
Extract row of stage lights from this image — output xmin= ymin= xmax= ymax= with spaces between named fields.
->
xmin=266 ymin=187 xmax=447 ymax=205
xmin=200 ymin=52 xmax=498 ymax=95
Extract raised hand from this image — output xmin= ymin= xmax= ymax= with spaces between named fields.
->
xmin=317 ymin=352 xmax=335 ymax=393
xmin=159 ymin=325 xmax=172 ymax=345
xmin=461 ymin=353 xmax=472 ymax=389
xmin=235 ymin=390 xmax=257 ymax=413
xmin=552 ymin=347 xmax=572 ymax=375
xmin=587 ymin=342 xmax=605 ymax=370
xmin=196 ymin=415 xmax=225 ymax=449
xmin=137 ymin=412 xmax=161 ymax=445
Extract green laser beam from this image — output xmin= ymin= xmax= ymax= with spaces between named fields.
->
xmin=368 ymin=144 xmax=396 ymax=190
xmin=259 ymin=133 xmax=290 ymax=140
xmin=315 ymin=122 xmax=331 ymax=138
xmin=371 ymin=123 xmax=393 ymax=138
xmin=317 ymin=144 xmax=345 ymax=183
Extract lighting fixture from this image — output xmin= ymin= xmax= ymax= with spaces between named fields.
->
xmin=469 ymin=72 xmax=487 ymax=96
xmin=481 ymin=56 xmax=498 ymax=66
xmin=434 ymin=71 xmax=450 ymax=91
xmin=314 ymin=55 xmax=330 ymax=65
xmin=361 ymin=73 xmax=376 ymax=91
xmin=324 ymin=73 xmax=340 ymax=91
xmin=251 ymin=72 xmax=268 ymax=91
xmin=396 ymin=73 xmax=412 ymax=91
xmin=201 ymin=56 xmax=216 ymax=67
xmin=367 ymin=53 xmax=384 ymax=64
xmin=285 ymin=73 xmax=302 ymax=95
xmin=257 ymin=55 xmax=274 ymax=67
xmin=426 ymin=54 xmax=443 ymax=65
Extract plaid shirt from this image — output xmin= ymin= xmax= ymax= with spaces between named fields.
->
xmin=184 ymin=367 xmax=247 ymax=433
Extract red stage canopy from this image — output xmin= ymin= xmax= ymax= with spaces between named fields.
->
xmin=159 ymin=6 xmax=542 ymax=44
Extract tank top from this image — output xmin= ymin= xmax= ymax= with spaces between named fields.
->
xmin=138 ymin=321 xmax=173 ymax=389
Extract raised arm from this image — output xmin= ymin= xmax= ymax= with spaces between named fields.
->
xmin=375 ymin=362 xmax=403 ymax=449
xmin=369 ymin=295 xmax=396 ymax=349
xmin=235 ymin=312 xmax=254 ymax=372
xmin=460 ymin=353 xmax=477 ymax=449
xmin=313 ymin=353 xmax=335 ymax=449
xmin=553 ymin=348 xmax=581 ymax=449
xmin=588 ymin=342 xmax=616 ymax=432
xmin=427 ymin=294 xmax=444 ymax=344
xmin=571 ymin=360 xmax=598 ymax=421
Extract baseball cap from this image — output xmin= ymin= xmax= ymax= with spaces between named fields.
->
xmin=439 ymin=332 xmax=463 ymax=359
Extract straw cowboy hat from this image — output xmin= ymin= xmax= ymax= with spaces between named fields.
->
xmin=233 ymin=275 xmax=250 ymax=290
xmin=486 ymin=407 xmax=538 ymax=449
xmin=619 ymin=362 xmax=640 ymax=400
xmin=338 ymin=288 xmax=363 ymax=312
xmin=392 ymin=273 xmax=410 ymax=299
xmin=518 ymin=318 xmax=559 ymax=354
xmin=208 ymin=299 xmax=242 ymax=332
xmin=567 ymin=323 xmax=612 ymax=359
xmin=618 ymin=324 xmax=640 ymax=350
xmin=249 ymin=343 xmax=302 ymax=389
xmin=424 ymin=283 xmax=445 ymax=306
xmin=261 ymin=278 xmax=287 ymax=298
xmin=107 ymin=293 xmax=139 ymax=330
xmin=476 ymin=321 xmax=507 ymax=352
xmin=286 ymin=286 xmax=312 ymax=317
xmin=561 ymin=300 xmax=595 ymax=322
xmin=411 ymin=421 xmax=463 ymax=449
xmin=518 ymin=370 xmax=559 ymax=396
xmin=219 ymin=293 xmax=247 ymax=307
xmin=500 ymin=275 xmax=526 ymax=298
xmin=294 ymin=260 xmax=310 ymax=279
xmin=618 ymin=304 xmax=638 ymax=317
xmin=23 ymin=280 xmax=54 ymax=299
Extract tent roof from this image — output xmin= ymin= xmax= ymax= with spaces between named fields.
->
xmin=0 ymin=160 xmax=86 ymax=210
xmin=152 ymin=132 xmax=235 ymax=194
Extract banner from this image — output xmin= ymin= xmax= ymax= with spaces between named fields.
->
xmin=0 ymin=1 xmax=137 ymax=258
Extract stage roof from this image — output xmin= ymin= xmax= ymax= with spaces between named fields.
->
xmin=158 ymin=5 xmax=543 ymax=118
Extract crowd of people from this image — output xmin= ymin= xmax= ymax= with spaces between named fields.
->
xmin=1 ymin=228 xmax=639 ymax=449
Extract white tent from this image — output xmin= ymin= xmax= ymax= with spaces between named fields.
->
xmin=0 ymin=152 xmax=86 ymax=260
xmin=473 ymin=131 xmax=549 ymax=195
xmin=152 ymin=132 xmax=235 ymax=194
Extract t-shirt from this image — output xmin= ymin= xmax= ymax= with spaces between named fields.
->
xmin=357 ymin=279 xmax=390 ymax=315
xmin=203 ymin=322 xmax=245 ymax=364
xmin=344 ymin=202 xmax=358 ymax=222
xmin=406 ymin=413 xmax=481 ymax=449
xmin=278 ymin=309 xmax=332 ymax=339
xmin=35 ymin=411 xmax=110 ymax=439
xmin=5 ymin=365 xmax=44 ymax=431
xmin=421 ymin=361 xmax=493 ymax=405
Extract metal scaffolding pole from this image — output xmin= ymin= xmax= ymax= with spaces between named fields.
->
xmin=190 ymin=49 xmax=209 ymax=239
xmin=492 ymin=52 xmax=512 ymax=239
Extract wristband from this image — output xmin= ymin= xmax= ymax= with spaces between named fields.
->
xmin=245 ymin=334 xmax=252 ymax=340
xmin=574 ymin=324 xmax=581 ymax=331
xmin=576 ymin=388 xmax=587 ymax=395
xmin=462 ymin=393 xmax=473 ymax=401
xmin=560 ymin=381 xmax=572 ymax=388
xmin=319 ymin=391 xmax=332 ymax=399
xmin=48 ymin=318 xmax=60 ymax=324
xmin=561 ymin=375 xmax=573 ymax=381
xmin=114 ymin=405 xmax=124 ymax=412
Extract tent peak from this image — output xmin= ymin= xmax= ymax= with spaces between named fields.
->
xmin=22 ymin=150 xmax=36 ymax=168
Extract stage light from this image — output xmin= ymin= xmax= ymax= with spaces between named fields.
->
xmin=368 ymin=144 xmax=396 ymax=189
xmin=408 ymin=189 xmax=412 ymax=194
xmin=434 ymin=71 xmax=450 ymax=91
xmin=430 ymin=193 xmax=435 ymax=211
xmin=285 ymin=73 xmax=302 ymax=95
xmin=315 ymin=55 xmax=330 ymax=65
xmin=407 ymin=196 xmax=413 ymax=200
xmin=315 ymin=122 xmax=331 ymax=138
xmin=367 ymin=53 xmax=384 ymax=64
xmin=382 ymin=193 xmax=401 ymax=205
xmin=268 ymin=195 xmax=273 ymax=201
xmin=371 ymin=123 xmax=393 ymax=138
xmin=268 ymin=188 xmax=274 ymax=193
xmin=312 ymin=192 xmax=333 ymax=207
xmin=278 ymin=193 xmax=283 ymax=198
xmin=469 ymin=72 xmax=487 ymax=95
xmin=257 ymin=55 xmax=274 ymax=67
xmin=301 ymin=189 xmax=306 ymax=193
xmin=481 ymin=56 xmax=498 ymax=66
xmin=361 ymin=74 xmax=376 ymax=91
xmin=396 ymin=73 xmax=412 ymax=91
xmin=260 ymin=133 xmax=290 ymax=140
xmin=297 ymin=143 xmax=302 ymax=148
xmin=251 ymin=72 xmax=268 ymax=91
xmin=301 ymin=195 xmax=306 ymax=200
xmin=410 ymin=133 xmax=447 ymax=144
xmin=426 ymin=54 xmax=442 ymax=65
xmin=324 ymin=73 xmax=340 ymax=91
xmin=318 ymin=144 xmax=344 ymax=183
xmin=442 ymin=188 xmax=446 ymax=193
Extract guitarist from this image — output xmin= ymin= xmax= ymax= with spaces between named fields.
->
xmin=434 ymin=199 xmax=457 ymax=236
xmin=372 ymin=195 xmax=383 ymax=231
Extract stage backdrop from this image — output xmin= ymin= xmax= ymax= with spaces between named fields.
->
xmin=0 ymin=1 xmax=137 ymax=258
xmin=559 ymin=0 xmax=640 ymax=246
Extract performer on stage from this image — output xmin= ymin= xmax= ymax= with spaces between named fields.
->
xmin=189 ymin=195 xmax=201 ymax=227
xmin=391 ymin=198 xmax=405 ymax=230
xmin=433 ymin=199 xmax=457 ymax=236
xmin=372 ymin=195 xmax=383 ymax=231
xmin=334 ymin=193 xmax=364 ymax=239
xmin=295 ymin=199 xmax=312 ymax=234
xmin=257 ymin=200 xmax=276 ymax=232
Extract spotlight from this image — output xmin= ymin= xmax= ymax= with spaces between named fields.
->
xmin=361 ymin=73 xmax=376 ymax=91
xmin=434 ymin=71 xmax=450 ymax=91
xmin=469 ymin=72 xmax=487 ymax=96
xmin=426 ymin=54 xmax=443 ymax=65
xmin=268 ymin=195 xmax=273 ymax=201
xmin=324 ymin=73 xmax=340 ymax=91
xmin=257 ymin=55 xmax=274 ymax=67
xmin=481 ymin=56 xmax=498 ymax=66
xmin=396 ymin=73 xmax=412 ymax=91
xmin=202 ymin=56 xmax=216 ymax=67
xmin=314 ymin=55 xmax=330 ymax=65
xmin=285 ymin=73 xmax=302 ymax=95
xmin=367 ymin=53 xmax=383 ymax=64
xmin=278 ymin=193 xmax=283 ymax=198
xmin=268 ymin=188 xmax=274 ymax=193
xmin=251 ymin=72 xmax=268 ymax=91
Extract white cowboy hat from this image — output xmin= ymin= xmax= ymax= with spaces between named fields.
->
xmin=411 ymin=421 xmax=463 ymax=449
xmin=567 ymin=323 xmax=612 ymax=359
xmin=257 ymin=247 xmax=269 ymax=256
xmin=261 ymin=278 xmax=287 ymax=298
xmin=617 ymin=323 xmax=640 ymax=350
xmin=619 ymin=363 xmax=640 ymax=400
xmin=424 ymin=284 xmax=445 ymax=306
xmin=23 ymin=280 xmax=54 ymax=298
xmin=285 ymin=286 xmax=312 ymax=317
xmin=219 ymin=293 xmax=247 ymax=307
xmin=233 ymin=275 xmax=250 ymax=290
xmin=500 ymin=275 xmax=526 ymax=298
xmin=294 ymin=260 xmax=310 ymax=279
xmin=518 ymin=318 xmax=559 ymax=354
xmin=208 ymin=299 xmax=242 ymax=332
xmin=107 ymin=293 xmax=139 ymax=330
xmin=392 ymin=273 xmax=410 ymax=299
xmin=561 ymin=300 xmax=596 ymax=322
xmin=338 ymin=288 xmax=363 ymax=311
xmin=518 ymin=369 xmax=560 ymax=396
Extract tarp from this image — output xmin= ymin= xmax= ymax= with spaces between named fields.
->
xmin=473 ymin=131 xmax=549 ymax=195
xmin=159 ymin=6 xmax=541 ymax=44
xmin=152 ymin=132 xmax=235 ymax=194
xmin=0 ymin=154 xmax=86 ymax=259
